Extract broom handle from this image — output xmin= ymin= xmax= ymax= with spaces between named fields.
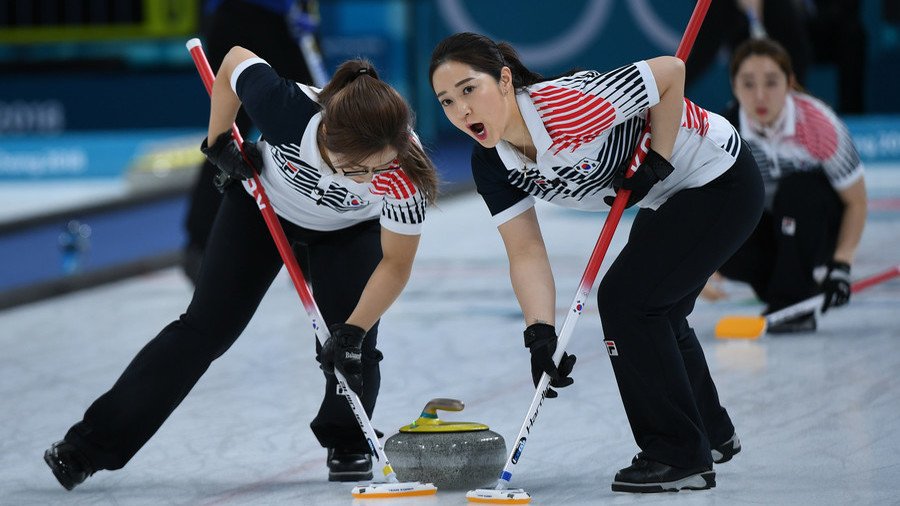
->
xmin=185 ymin=39 xmax=398 ymax=483
xmin=765 ymin=264 xmax=900 ymax=326
xmin=496 ymin=0 xmax=713 ymax=490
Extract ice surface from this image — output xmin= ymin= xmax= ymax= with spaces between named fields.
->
xmin=1 ymin=166 xmax=899 ymax=505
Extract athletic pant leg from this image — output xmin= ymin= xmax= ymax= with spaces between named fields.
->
xmin=66 ymin=187 xmax=284 ymax=470
xmin=305 ymin=220 xmax=383 ymax=452
xmin=669 ymin=311 xmax=736 ymax=448
xmin=765 ymin=172 xmax=843 ymax=309
xmin=717 ymin=211 xmax=776 ymax=301
xmin=597 ymin=146 xmax=763 ymax=468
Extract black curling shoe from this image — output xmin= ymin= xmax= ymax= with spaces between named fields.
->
xmin=612 ymin=457 xmax=715 ymax=493
xmin=712 ymin=432 xmax=742 ymax=464
xmin=44 ymin=440 xmax=94 ymax=491
xmin=327 ymin=448 xmax=373 ymax=482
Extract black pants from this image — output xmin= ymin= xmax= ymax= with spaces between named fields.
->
xmin=597 ymin=144 xmax=763 ymax=469
xmin=719 ymin=172 xmax=843 ymax=311
xmin=185 ymin=0 xmax=315 ymax=257
xmin=66 ymin=186 xmax=383 ymax=470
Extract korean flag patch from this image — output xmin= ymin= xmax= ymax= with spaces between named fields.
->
xmin=574 ymin=157 xmax=601 ymax=175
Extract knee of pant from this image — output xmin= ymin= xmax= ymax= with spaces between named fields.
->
xmin=171 ymin=318 xmax=240 ymax=361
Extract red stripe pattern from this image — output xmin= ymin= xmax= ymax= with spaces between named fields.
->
xmin=371 ymin=169 xmax=417 ymax=200
xmin=793 ymin=95 xmax=839 ymax=161
xmin=681 ymin=98 xmax=709 ymax=136
xmin=531 ymin=85 xmax=617 ymax=154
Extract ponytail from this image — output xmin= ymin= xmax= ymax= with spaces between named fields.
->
xmin=318 ymin=59 xmax=439 ymax=203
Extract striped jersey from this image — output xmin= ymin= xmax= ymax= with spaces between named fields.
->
xmin=472 ymin=61 xmax=742 ymax=225
xmin=230 ymin=57 xmax=427 ymax=235
xmin=735 ymin=91 xmax=863 ymax=204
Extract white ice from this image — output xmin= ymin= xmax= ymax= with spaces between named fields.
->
xmin=2 ymin=166 xmax=899 ymax=506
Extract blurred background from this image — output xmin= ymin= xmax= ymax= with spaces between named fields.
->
xmin=1 ymin=0 xmax=899 ymax=309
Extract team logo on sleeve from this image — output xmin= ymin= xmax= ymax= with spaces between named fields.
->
xmin=573 ymin=157 xmax=601 ymax=175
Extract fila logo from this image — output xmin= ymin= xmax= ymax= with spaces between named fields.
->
xmin=605 ymin=340 xmax=619 ymax=356
xmin=781 ymin=217 xmax=796 ymax=236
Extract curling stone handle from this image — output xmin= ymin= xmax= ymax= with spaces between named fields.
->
xmin=422 ymin=398 xmax=464 ymax=417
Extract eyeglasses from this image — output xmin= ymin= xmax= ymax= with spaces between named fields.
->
xmin=336 ymin=159 xmax=400 ymax=177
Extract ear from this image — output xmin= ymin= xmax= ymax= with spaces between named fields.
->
xmin=788 ymin=74 xmax=799 ymax=91
xmin=499 ymin=66 xmax=513 ymax=94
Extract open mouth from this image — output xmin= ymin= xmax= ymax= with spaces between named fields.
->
xmin=468 ymin=122 xmax=488 ymax=141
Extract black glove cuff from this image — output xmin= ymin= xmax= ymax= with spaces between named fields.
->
xmin=827 ymin=261 xmax=851 ymax=283
xmin=523 ymin=323 xmax=556 ymax=348
xmin=828 ymin=260 xmax=851 ymax=273
xmin=329 ymin=323 xmax=366 ymax=346
xmin=201 ymin=131 xmax=234 ymax=160
xmin=643 ymin=148 xmax=675 ymax=181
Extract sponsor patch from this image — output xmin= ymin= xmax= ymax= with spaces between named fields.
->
xmin=511 ymin=437 xmax=527 ymax=464
xmin=605 ymin=340 xmax=619 ymax=356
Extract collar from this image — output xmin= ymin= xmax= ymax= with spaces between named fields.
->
xmin=739 ymin=93 xmax=797 ymax=140
xmin=495 ymin=90 xmax=552 ymax=170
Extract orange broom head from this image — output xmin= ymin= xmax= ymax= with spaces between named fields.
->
xmin=714 ymin=316 xmax=766 ymax=339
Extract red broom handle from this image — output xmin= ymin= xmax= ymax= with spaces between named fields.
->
xmin=852 ymin=265 xmax=900 ymax=293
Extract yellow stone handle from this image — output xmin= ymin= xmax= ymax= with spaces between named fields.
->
xmin=421 ymin=398 xmax=464 ymax=418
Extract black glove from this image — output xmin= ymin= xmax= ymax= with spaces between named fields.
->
xmin=603 ymin=148 xmax=674 ymax=208
xmin=822 ymin=261 xmax=851 ymax=313
xmin=320 ymin=323 xmax=366 ymax=395
xmin=523 ymin=323 xmax=576 ymax=398
xmin=200 ymin=131 xmax=262 ymax=188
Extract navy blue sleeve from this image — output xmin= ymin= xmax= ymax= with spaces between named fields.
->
xmin=234 ymin=62 xmax=319 ymax=145
xmin=471 ymin=144 xmax=530 ymax=217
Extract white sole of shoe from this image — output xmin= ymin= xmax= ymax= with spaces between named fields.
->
xmin=611 ymin=470 xmax=716 ymax=493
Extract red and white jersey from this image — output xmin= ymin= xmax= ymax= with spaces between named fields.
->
xmin=737 ymin=91 xmax=863 ymax=200
xmin=231 ymin=57 xmax=426 ymax=234
xmin=473 ymin=61 xmax=742 ymax=225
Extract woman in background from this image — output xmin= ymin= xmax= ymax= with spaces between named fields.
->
xmin=707 ymin=38 xmax=866 ymax=333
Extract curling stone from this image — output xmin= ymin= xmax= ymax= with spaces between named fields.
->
xmin=385 ymin=398 xmax=506 ymax=490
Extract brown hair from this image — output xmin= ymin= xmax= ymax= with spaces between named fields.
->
xmin=318 ymin=59 xmax=438 ymax=203
xmin=730 ymin=38 xmax=802 ymax=91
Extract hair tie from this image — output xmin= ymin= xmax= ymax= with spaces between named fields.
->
xmin=350 ymin=67 xmax=372 ymax=83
